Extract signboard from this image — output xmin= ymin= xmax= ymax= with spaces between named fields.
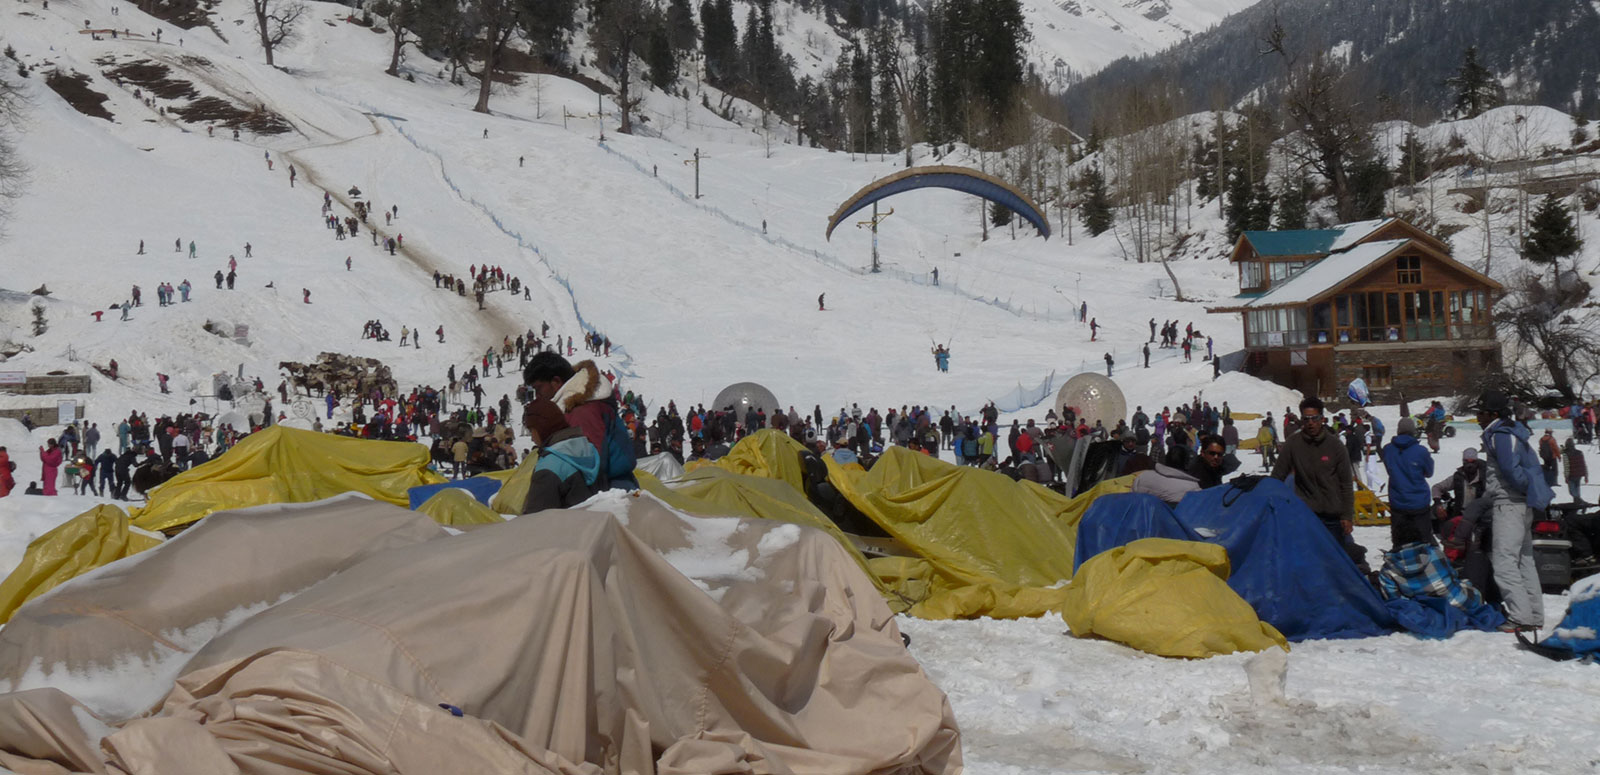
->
xmin=1267 ymin=332 xmax=1285 ymax=348
xmin=56 ymin=399 xmax=77 ymax=426
xmin=0 ymin=371 xmax=25 ymax=386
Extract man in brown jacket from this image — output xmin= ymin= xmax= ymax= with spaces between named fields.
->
xmin=1272 ymin=397 xmax=1366 ymax=569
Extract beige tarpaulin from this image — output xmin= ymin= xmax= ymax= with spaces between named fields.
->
xmin=130 ymin=426 xmax=446 ymax=534
xmin=0 ymin=492 xmax=960 ymax=774
xmin=0 ymin=504 xmax=163 ymax=624
xmin=0 ymin=495 xmax=448 ymax=722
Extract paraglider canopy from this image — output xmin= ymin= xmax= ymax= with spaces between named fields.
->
xmin=826 ymin=165 xmax=1051 ymax=240
xmin=713 ymin=382 xmax=781 ymax=418
xmin=1054 ymin=373 xmax=1126 ymax=428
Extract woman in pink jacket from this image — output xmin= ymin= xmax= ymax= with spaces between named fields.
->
xmin=38 ymin=438 xmax=63 ymax=496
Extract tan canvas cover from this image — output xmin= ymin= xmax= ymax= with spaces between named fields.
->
xmin=0 ymin=505 xmax=163 ymax=623
xmin=0 ymin=492 xmax=960 ymax=775
xmin=130 ymin=426 xmax=447 ymax=534
xmin=0 ymin=494 xmax=447 ymax=723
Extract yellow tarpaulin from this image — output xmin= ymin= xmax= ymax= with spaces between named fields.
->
xmin=713 ymin=430 xmax=809 ymax=494
xmin=1062 ymin=537 xmax=1287 ymax=658
xmin=416 ymin=488 xmax=506 ymax=528
xmin=131 ymin=426 xmax=446 ymax=534
xmin=0 ymin=504 xmax=163 ymax=623
xmin=486 ymin=457 xmax=534 ymax=514
xmin=825 ymin=447 xmax=1133 ymax=619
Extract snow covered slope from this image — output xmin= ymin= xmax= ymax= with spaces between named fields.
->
xmin=1 ymin=0 xmax=1259 ymax=426
xmin=1024 ymin=0 xmax=1263 ymax=81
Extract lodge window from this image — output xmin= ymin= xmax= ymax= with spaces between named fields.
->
xmin=1323 ymin=287 xmax=1491 ymax=344
xmin=1269 ymin=261 xmax=1308 ymax=283
xmin=1363 ymin=365 xmax=1392 ymax=389
xmin=1245 ymin=307 xmax=1308 ymax=348
xmin=1240 ymin=261 xmax=1264 ymax=291
xmin=1396 ymin=256 xmax=1422 ymax=284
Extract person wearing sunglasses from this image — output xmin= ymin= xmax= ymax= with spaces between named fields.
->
xmin=1272 ymin=397 xmax=1366 ymax=569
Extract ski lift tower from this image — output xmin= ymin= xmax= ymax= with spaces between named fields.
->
xmin=856 ymin=202 xmax=894 ymax=273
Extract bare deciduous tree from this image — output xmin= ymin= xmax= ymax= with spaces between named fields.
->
xmin=0 ymin=74 xmax=27 ymax=234
xmin=252 ymin=0 xmax=306 ymax=68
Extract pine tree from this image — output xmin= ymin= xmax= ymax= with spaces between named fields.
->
xmin=1077 ymin=165 xmax=1113 ymax=237
xmin=847 ymin=42 xmax=874 ymax=154
xmin=665 ymin=0 xmax=696 ymax=53
xmin=1274 ymin=176 xmax=1310 ymax=230
xmin=1523 ymin=194 xmax=1583 ymax=283
xmin=1249 ymin=182 xmax=1274 ymax=231
xmin=1347 ymin=155 xmax=1391 ymax=219
xmin=873 ymin=29 xmax=901 ymax=151
xmin=699 ymin=0 xmax=737 ymax=88
xmin=1446 ymin=46 xmax=1501 ymax=119
xmin=1193 ymin=135 xmax=1216 ymax=200
xmin=990 ymin=200 xmax=1014 ymax=227
xmin=1395 ymin=131 xmax=1429 ymax=186
xmin=1223 ymin=167 xmax=1253 ymax=241
xmin=645 ymin=23 xmax=676 ymax=90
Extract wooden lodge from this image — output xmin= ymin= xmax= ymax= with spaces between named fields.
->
xmin=1209 ymin=218 xmax=1502 ymax=403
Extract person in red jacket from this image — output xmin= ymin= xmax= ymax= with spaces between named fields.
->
xmin=39 ymin=439 xmax=63 ymax=496
xmin=0 ymin=446 xmax=14 ymax=497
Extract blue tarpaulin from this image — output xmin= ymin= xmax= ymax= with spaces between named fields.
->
xmin=1072 ymin=479 xmax=1397 ymax=641
xmin=407 ymin=477 xmax=503 ymax=510
xmin=1074 ymin=494 xmax=1192 ymax=572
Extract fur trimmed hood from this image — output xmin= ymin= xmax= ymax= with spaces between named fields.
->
xmin=552 ymin=360 xmax=612 ymax=413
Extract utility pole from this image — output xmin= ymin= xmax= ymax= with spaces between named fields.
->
xmin=597 ymin=93 xmax=604 ymax=142
xmin=683 ymin=148 xmax=703 ymax=198
xmin=856 ymin=202 xmax=894 ymax=273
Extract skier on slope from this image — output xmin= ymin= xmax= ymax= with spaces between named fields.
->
xmin=818 ymin=293 xmax=825 ymax=311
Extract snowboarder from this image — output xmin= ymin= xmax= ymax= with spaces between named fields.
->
xmin=818 ymin=293 xmax=826 ymax=311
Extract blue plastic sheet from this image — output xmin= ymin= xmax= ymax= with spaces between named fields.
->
xmin=407 ymin=477 xmax=503 ymax=510
xmin=1539 ymin=577 xmax=1600 ymax=658
xmin=1074 ymin=494 xmax=1192 ymax=572
xmin=1172 ymin=479 xmax=1396 ymax=641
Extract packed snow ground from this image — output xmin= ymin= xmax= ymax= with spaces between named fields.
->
xmin=3 ymin=2 xmax=1600 ymax=773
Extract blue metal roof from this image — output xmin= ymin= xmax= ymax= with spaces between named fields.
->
xmin=1241 ymin=229 xmax=1343 ymax=256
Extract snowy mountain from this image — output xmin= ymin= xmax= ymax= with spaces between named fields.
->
xmin=1021 ymin=0 xmax=1261 ymax=83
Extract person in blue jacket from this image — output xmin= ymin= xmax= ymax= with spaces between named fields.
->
xmin=1381 ymin=417 xmax=1434 ymax=550
xmin=1475 ymin=390 xmax=1553 ymax=632
xmin=520 ymin=398 xmax=602 ymax=514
